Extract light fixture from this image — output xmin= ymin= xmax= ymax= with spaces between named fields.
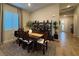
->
xmin=63 ymin=15 xmax=66 ymax=17
xmin=66 ymin=5 xmax=71 ymax=8
xmin=28 ymin=3 xmax=31 ymax=7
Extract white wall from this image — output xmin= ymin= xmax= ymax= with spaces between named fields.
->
xmin=31 ymin=4 xmax=59 ymax=22
xmin=60 ymin=15 xmax=73 ymax=32
xmin=73 ymin=5 xmax=79 ymax=37
xmin=22 ymin=10 xmax=30 ymax=31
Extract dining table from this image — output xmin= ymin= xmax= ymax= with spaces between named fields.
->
xmin=28 ymin=32 xmax=44 ymax=40
xmin=26 ymin=32 xmax=47 ymax=54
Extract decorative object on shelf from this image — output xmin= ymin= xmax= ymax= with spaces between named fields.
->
xmin=53 ymin=21 xmax=58 ymax=39
xmin=70 ymin=24 xmax=74 ymax=34
xmin=31 ymin=20 xmax=53 ymax=41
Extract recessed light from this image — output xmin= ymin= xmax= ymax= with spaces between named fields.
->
xmin=67 ymin=5 xmax=71 ymax=8
xmin=28 ymin=3 xmax=31 ymax=7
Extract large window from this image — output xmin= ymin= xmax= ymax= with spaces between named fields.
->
xmin=3 ymin=11 xmax=19 ymax=31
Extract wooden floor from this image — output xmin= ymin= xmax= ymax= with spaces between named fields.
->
xmin=0 ymin=32 xmax=79 ymax=56
xmin=55 ymin=32 xmax=79 ymax=56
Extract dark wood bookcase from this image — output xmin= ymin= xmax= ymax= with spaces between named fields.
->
xmin=31 ymin=20 xmax=53 ymax=40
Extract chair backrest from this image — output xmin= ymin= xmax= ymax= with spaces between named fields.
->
xmin=22 ymin=31 xmax=29 ymax=41
xmin=14 ymin=31 xmax=19 ymax=37
xmin=18 ymin=30 xmax=24 ymax=38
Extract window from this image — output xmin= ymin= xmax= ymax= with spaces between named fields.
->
xmin=3 ymin=11 xmax=19 ymax=31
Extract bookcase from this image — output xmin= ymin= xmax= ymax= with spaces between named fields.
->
xmin=31 ymin=20 xmax=53 ymax=40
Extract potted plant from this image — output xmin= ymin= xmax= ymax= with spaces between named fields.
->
xmin=27 ymin=21 xmax=33 ymax=29
xmin=53 ymin=21 xmax=58 ymax=39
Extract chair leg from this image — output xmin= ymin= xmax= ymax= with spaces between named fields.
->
xmin=27 ymin=44 xmax=30 ymax=53
xmin=43 ymin=45 xmax=45 ymax=55
xmin=19 ymin=44 xmax=20 ymax=46
xmin=46 ymin=42 xmax=48 ymax=50
xmin=22 ymin=43 xmax=26 ymax=49
xmin=19 ymin=42 xmax=20 ymax=46
xmin=18 ymin=40 xmax=21 ymax=46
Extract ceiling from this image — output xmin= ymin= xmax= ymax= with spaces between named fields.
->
xmin=10 ymin=3 xmax=51 ymax=13
xmin=59 ymin=3 xmax=78 ymax=15
xmin=10 ymin=3 xmax=78 ymax=14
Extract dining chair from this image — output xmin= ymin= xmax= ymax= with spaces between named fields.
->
xmin=17 ymin=30 xmax=25 ymax=46
xmin=14 ymin=31 xmax=21 ymax=44
xmin=21 ymin=32 xmax=33 ymax=53
xmin=36 ymin=38 xmax=48 ymax=55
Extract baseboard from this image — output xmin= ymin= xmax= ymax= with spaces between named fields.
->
xmin=73 ymin=34 xmax=79 ymax=38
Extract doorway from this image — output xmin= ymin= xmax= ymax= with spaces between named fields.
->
xmin=60 ymin=20 xmax=65 ymax=32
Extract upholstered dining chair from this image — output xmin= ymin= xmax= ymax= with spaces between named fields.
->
xmin=21 ymin=31 xmax=33 ymax=53
xmin=36 ymin=38 xmax=48 ymax=55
